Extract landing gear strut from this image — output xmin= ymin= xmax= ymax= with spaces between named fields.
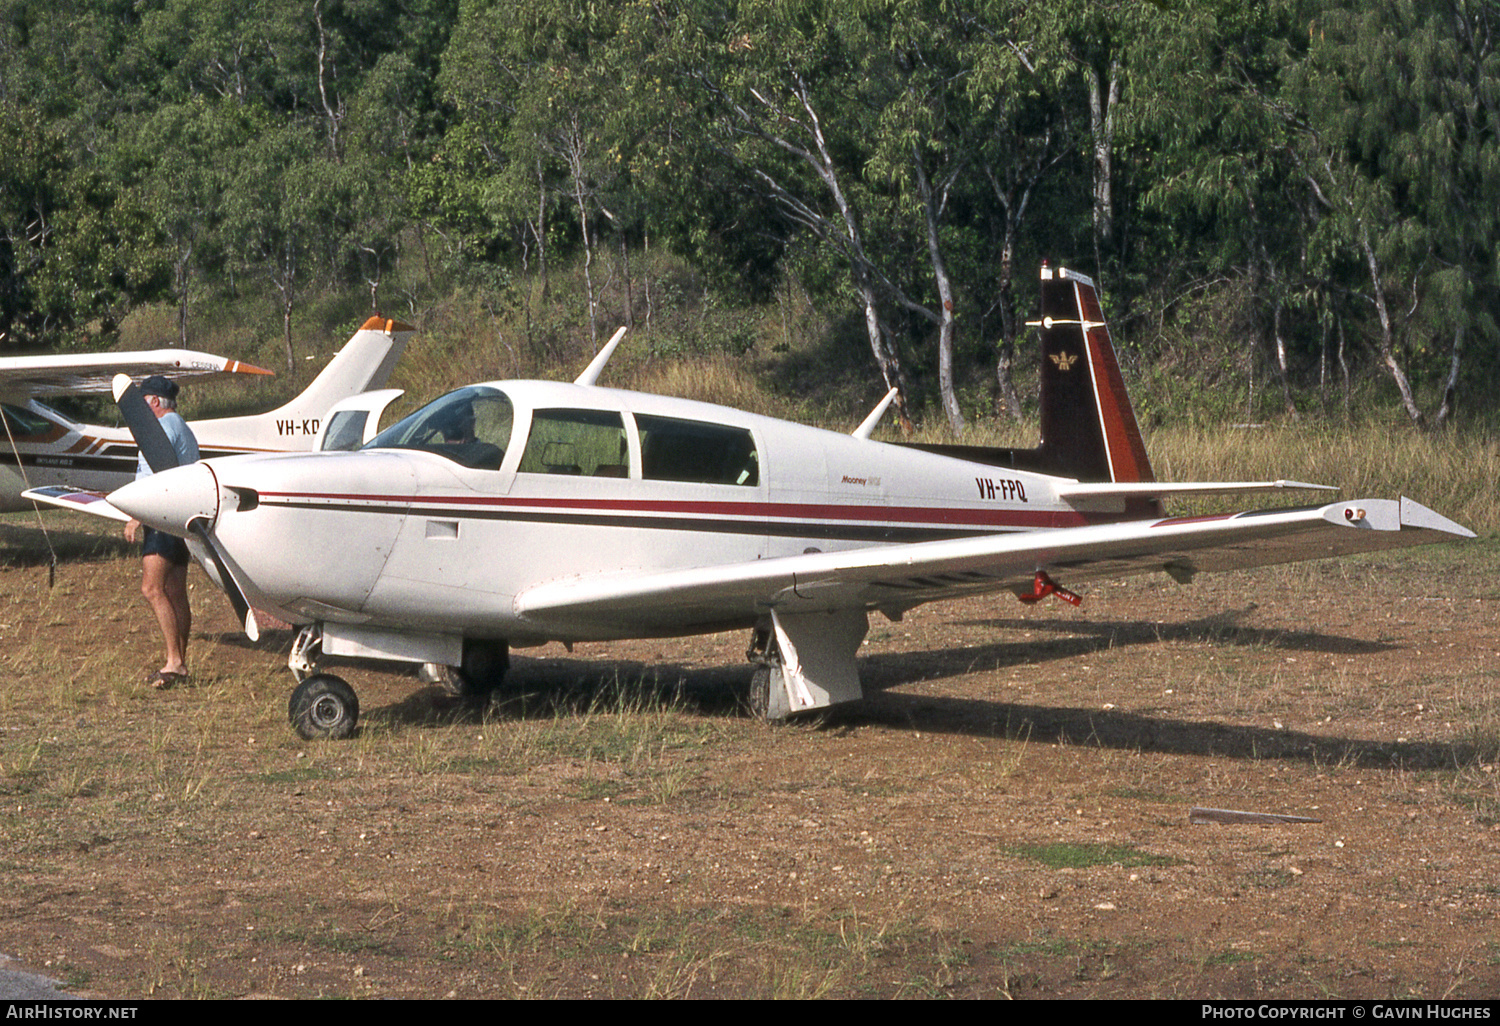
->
xmin=289 ymin=624 xmax=322 ymax=683
xmin=744 ymin=609 xmax=868 ymax=721
xmin=419 ymin=639 xmax=511 ymax=702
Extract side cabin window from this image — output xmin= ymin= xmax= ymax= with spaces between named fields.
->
xmin=517 ymin=409 xmax=628 ymax=477
xmin=362 ymin=386 xmax=513 ymax=470
xmin=1 ymin=404 xmax=57 ymax=440
xmin=636 ymin=414 xmax=758 ymax=486
xmin=319 ymin=410 xmax=368 ymax=452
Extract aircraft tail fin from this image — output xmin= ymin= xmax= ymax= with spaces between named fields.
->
xmin=267 ymin=316 xmax=412 ymax=421
xmin=190 ymin=316 xmax=413 ymax=452
xmin=1033 ymin=265 xmax=1155 ymax=485
xmin=896 ymin=265 xmax=1156 ymax=496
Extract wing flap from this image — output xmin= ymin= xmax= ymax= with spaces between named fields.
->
xmin=514 ymin=497 xmax=1472 ymax=634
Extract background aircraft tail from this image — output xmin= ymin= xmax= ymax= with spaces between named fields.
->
xmin=265 ymin=316 xmax=412 ymax=422
xmin=194 ymin=316 xmax=413 ymax=452
xmin=899 ymin=264 xmax=1157 ymax=491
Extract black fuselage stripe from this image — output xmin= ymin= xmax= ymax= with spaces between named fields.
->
xmin=259 ymin=499 xmax=1020 ymax=544
xmin=0 ymin=448 xmax=244 ymax=472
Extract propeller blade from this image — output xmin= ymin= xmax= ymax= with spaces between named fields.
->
xmin=111 ymin=376 xmax=259 ymax=642
xmin=111 ymin=373 xmax=180 ymax=474
xmin=188 ymin=516 xmax=260 ymax=642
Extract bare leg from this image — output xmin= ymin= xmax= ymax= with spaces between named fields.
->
xmin=142 ymin=554 xmax=190 ymax=676
xmin=166 ymin=561 xmax=190 ymax=666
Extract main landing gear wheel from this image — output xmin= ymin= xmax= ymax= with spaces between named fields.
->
xmin=289 ymin=674 xmax=360 ymax=740
xmin=745 ymin=625 xmax=791 ymax=722
xmin=748 ymin=663 xmax=793 ymax=722
xmin=456 ymin=639 xmax=510 ymax=700
xmin=749 ymin=665 xmax=773 ymax=720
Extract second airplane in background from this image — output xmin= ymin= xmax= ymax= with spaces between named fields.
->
xmin=4 ymin=315 xmax=413 ymax=512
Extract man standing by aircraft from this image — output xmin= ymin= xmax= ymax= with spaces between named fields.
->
xmin=123 ymin=376 xmax=198 ymax=688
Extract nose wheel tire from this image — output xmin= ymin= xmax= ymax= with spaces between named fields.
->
xmin=289 ymin=674 xmax=360 ymax=740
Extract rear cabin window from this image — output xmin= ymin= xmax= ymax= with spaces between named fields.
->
xmin=1 ymin=404 xmax=56 ymax=439
xmin=636 ymin=414 xmax=758 ymax=486
xmin=517 ymin=409 xmax=628 ymax=477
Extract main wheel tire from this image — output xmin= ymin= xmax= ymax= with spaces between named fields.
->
xmin=749 ymin=665 xmax=773 ymax=720
xmin=288 ymin=674 xmax=360 ymax=740
xmin=456 ymin=640 xmax=510 ymax=700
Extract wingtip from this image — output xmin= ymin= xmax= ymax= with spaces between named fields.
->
xmin=225 ymin=360 xmax=275 ymax=376
xmin=359 ymin=315 xmax=416 ymax=334
xmin=1400 ymin=496 xmax=1477 ymax=539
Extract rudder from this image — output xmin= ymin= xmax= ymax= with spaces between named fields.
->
xmin=1035 ymin=266 xmax=1154 ymax=485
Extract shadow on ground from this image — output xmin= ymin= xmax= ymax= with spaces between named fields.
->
xmin=319 ymin=613 xmax=1485 ymax=772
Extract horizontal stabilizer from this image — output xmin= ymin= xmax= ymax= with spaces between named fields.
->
xmin=1056 ymin=479 xmax=1337 ymax=500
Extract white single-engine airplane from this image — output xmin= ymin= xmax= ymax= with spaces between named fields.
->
xmin=5 ymin=315 xmax=413 ymax=513
xmin=97 ymin=266 xmax=1472 ymax=740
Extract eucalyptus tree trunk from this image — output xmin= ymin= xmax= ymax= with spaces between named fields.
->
xmin=1358 ymin=225 xmax=1424 ymax=426
xmin=1271 ymin=300 xmax=1298 ymax=419
xmin=1085 ymin=59 xmax=1120 ymax=278
xmin=914 ymin=152 xmax=963 ymax=433
xmin=1435 ymin=323 xmax=1464 ymax=428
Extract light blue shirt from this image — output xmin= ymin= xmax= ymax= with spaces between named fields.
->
xmin=135 ymin=410 xmax=200 ymax=478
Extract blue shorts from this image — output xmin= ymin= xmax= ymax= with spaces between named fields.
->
xmin=142 ymin=527 xmax=189 ymax=567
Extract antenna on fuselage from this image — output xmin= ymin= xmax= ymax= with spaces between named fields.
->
xmin=573 ymin=326 xmax=629 ymax=387
xmin=852 ymin=387 xmax=899 ymax=440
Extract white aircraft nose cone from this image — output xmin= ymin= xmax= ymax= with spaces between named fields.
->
xmin=109 ymin=462 xmax=220 ymax=534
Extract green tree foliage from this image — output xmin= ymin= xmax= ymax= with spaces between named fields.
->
xmin=1285 ymin=0 xmax=1500 ymax=427
xmin=0 ymin=0 xmax=1496 ymax=428
xmin=0 ymin=101 xmax=71 ymax=345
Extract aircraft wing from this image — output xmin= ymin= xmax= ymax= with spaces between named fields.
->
xmin=0 ymin=350 xmax=272 ymax=398
xmin=21 ymin=485 xmax=131 ymax=522
xmin=514 ymin=497 xmax=1473 ymax=634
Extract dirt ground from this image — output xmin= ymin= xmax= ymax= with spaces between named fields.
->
xmin=0 ymin=518 xmax=1497 ymax=999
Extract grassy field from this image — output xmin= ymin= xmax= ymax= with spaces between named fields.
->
xmin=0 ymin=519 xmax=1494 ymax=998
xmin=4 ymin=262 xmax=1493 ymax=997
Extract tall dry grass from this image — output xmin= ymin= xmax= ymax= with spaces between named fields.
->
xmin=1147 ymin=422 xmax=1500 ymax=534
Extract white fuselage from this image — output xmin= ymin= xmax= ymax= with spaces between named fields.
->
xmin=177 ymin=381 xmax=1089 ymax=644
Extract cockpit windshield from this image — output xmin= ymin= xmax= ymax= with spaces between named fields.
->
xmin=362 ymin=386 xmax=514 ymax=470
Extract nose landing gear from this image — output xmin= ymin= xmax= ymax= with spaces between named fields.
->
xmin=284 ymin=624 xmax=510 ymax=739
